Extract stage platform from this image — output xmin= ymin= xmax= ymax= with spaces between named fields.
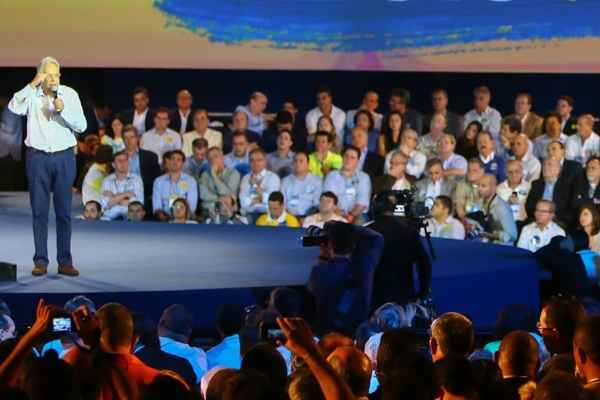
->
xmin=0 ymin=192 xmax=540 ymax=332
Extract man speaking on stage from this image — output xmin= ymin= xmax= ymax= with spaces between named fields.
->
xmin=8 ymin=56 xmax=87 ymax=277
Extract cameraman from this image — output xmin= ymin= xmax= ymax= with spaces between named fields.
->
xmin=369 ymin=191 xmax=433 ymax=310
xmin=306 ymin=221 xmax=384 ymax=335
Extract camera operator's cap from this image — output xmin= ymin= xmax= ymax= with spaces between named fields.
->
xmin=159 ymin=304 xmax=193 ymax=335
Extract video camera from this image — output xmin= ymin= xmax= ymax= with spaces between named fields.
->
xmin=372 ymin=189 xmax=430 ymax=220
xmin=301 ymin=225 xmax=329 ymax=247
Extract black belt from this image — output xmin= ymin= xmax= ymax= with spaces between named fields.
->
xmin=27 ymin=146 xmax=75 ymax=155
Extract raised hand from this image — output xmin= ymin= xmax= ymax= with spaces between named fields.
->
xmin=30 ymin=72 xmax=47 ymax=88
xmin=277 ymin=317 xmax=319 ymax=360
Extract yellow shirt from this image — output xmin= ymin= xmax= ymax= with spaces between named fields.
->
xmin=256 ymin=212 xmax=300 ymax=228
xmin=308 ymin=152 xmax=343 ymax=177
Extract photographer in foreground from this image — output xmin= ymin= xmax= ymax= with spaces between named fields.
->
xmin=368 ymin=190 xmax=433 ymax=311
xmin=305 ymin=221 xmax=384 ymax=335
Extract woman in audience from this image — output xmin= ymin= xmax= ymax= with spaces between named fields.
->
xmin=101 ymin=114 xmax=126 ymax=154
xmin=350 ymin=110 xmax=378 ymax=152
xmin=456 ymin=120 xmax=482 ymax=160
xmin=316 ymin=115 xmax=340 ymax=153
xmin=578 ymin=203 xmax=600 ymax=253
xmin=170 ymin=198 xmax=198 ymax=224
xmin=81 ymin=144 xmax=113 ymax=206
xmin=384 ymin=128 xmax=426 ymax=178
xmin=378 ymin=111 xmax=403 ymax=157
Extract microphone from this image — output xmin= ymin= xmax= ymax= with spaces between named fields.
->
xmin=51 ymin=85 xmax=58 ymax=99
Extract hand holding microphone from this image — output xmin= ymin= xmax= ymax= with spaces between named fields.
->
xmin=51 ymin=85 xmax=64 ymax=112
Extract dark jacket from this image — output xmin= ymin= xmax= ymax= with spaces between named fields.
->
xmin=169 ymin=109 xmax=195 ymax=134
xmin=122 ymin=109 xmax=155 ymax=134
xmin=363 ymin=152 xmax=384 ymax=182
xmin=138 ymin=149 xmax=162 ymax=208
xmin=525 ymin=176 xmax=574 ymax=228
xmin=424 ymin=111 xmax=463 ymax=138
xmin=573 ymin=176 xmax=600 ymax=211
xmin=563 ymin=116 xmax=578 ymax=136
xmin=372 ymin=174 xmax=416 ymax=196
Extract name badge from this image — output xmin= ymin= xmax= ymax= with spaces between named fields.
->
xmin=346 ymin=187 xmax=356 ymax=196
xmin=179 ymin=180 xmax=189 ymax=191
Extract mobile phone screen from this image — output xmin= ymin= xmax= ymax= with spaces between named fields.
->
xmin=52 ymin=317 xmax=72 ymax=333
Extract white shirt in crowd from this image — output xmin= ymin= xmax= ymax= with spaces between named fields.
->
xmin=463 ymin=106 xmax=502 ymax=139
xmin=302 ymin=213 xmax=347 ymax=228
xmin=182 ymin=128 xmax=223 ymax=157
xmin=384 ymin=149 xmax=427 ymax=178
xmin=533 ymin=133 xmax=568 ymax=160
xmin=8 ymin=84 xmax=87 ymax=152
xmin=517 ymin=221 xmax=566 ymax=252
xmin=158 ymin=336 xmax=208 ymax=383
xmin=496 ymin=179 xmax=531 ymax=222
xmin=141 ymin=128 xmax=182 ymax=160
xmin=305 ymin=105 xmax=346 ymax=140
xmin=511 ymin=153 xmax=541 ymax=182
xmin=565 ymin=132 xmax=600 ymax=165
xmin=132 ymin=108 xmax=149 ymax=134
xmin=239 ymin=169 xmax=281 ymax=215
xmin=423 ymin=216 xmax=465 ymax=240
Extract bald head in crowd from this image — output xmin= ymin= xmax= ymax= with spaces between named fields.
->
xmin=327 ymin=346 xmax=372 ymax=398
xmin=496 ymin=331 xmax=540 ymax=380
xmin=430 ymin=312 xmax=474 ymax=362
xmin=478 ymin=174 xmax=498 ymax=200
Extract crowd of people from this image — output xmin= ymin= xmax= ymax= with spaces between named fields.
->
xmin=74 ymin=86 xmax=600 ymax=253
xmin=0 ymin=291 xmax=599 ymax=399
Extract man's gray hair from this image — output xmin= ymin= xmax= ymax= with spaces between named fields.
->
xmin=37 ymin=56 xmax=60 ymax=73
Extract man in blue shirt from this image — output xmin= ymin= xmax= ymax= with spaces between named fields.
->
xmin=224 ymin=131 xmax=251 ymax=177
xmin=183 ymin=138 xmax=209 ymax=179
xmin=239 ymin=148 xmax=281 ymax=222
xmin=207 ymin=304 xmax=245 ymax=369
xmin=235 ymin=92 xmax=269 ymax=135
xmin=323 ymin=146 xmax=371 ymax=225
xmin=152 ymin=150 xmax=198 ymax=221
xmin=281 ymin=152 xmax=322 ymax=217
xmin=477 ymin=130 xmax=506 ymax=182
xmin=307 ymin=221 xmax=384 ymax=335
xmin=8 ymin=57 xmax=86 ymax=276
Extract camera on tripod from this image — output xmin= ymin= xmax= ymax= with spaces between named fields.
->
xmin=372 ymin=189 xmax=430 ymax=220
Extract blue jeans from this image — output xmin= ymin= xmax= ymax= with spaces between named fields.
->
xmin=26 ymin=147 xmax=76 ymax=267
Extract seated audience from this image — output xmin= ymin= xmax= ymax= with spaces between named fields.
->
xmin=199 ymin=147 xmax=241 ymax=222
xmin=423 ymin=195 xmax=465 ymax=240
xmin=239 ymin=148 xmax=281 ymax=222
xmin=351 ymin=127 xmax=384 ymax=181
xmin=385 ymin=87 xmax=423 ymax=135
xmin=477 ymin=130 xmax=506 ymax=182
xmin=498 ymin=116 xmax=522 ymax=159
xmin=418 ymin=112 xmax=447 ymax=160
xmin=505 ymin=92 xmax=544 ymax=139
xmin=573 ymin=156 xmax=600 ymax=209
xmin=123 ymin=124 xmax=161 ymax=208
xmin=578 ymin=204 xmax=600 ymax=253
xmin=207 ymin=304 xmax=245 ymax=370
xmin=430 ymin=312 xmax=475 ymax=361
xmin=75 ymin=133 xmax=100 ymax=189
xmin=127 ymin=201 xmax=146 ymax=221
xmin=306 ymin=86 xmax=346 ymax=147
xmin=573 ymin=315 xmax=600 ymax=398
xmin=223 ymin=110 xmax=261 ymax=153
xmin=182 ymin=138 xmax=208 ymax=178
xmin=464 ymin=85 xmax=502 ymax=139
xmin=256 ymin=191 xmax=300 ymax=228
xmin=475 ymin=174 xmax=518 ymax=245
xmin=438 ymin=133 xmax=468 ymax=180
xmin=424 ymin=88 xmax=463 ymax=138
xmin=497 ymin=160 xmax=531 ymax=223
xmin=556 ymin=95 xmax=578 ymax=136
xmin=99 ymin=150 xmax=144 ymax=220
xmin=533 ymin=113 xmax=568 ymax=159
xmin=235 ymin=91 xmax=269 ymax=135
xmin=415 ymin=158 xmax=456 ymax=209
xmin=140 ymin=107 xmax=182 ymax=160
xmin=267 ymin=129 xmax=295 ymax=178
xmin=281 ymin=152 xmax=322 ymax=217
xmin=517 ymin=200 xmax=566 ymax=252
xmin=182 ymin=109 xmax=222 ymax=157
xmin=169 ymin=89 xmax=194 ymax=134
xmin=81 ymin=144 xmax=113 ymax=206
xmin=454 ymin=158 xmax=486 ymax=219
xmin=383 ymin=128 xmax=427 ymax=179
xmin=101 ymin=114 xmax=126 ymax=153
xmin=275 ymin=104 xmax=308 ymax=151
xmin=378 ymin=110 xmax=403 ymax=157
xmin=566 ymin=113 xmax=600 ymax=165
xmin=82 ymin=200 xmax=102 ymax=220
xmin=152 ymin=150 xmax=198 ymax=221
xmin=316 ymin=114 xmax=341 ymax=152
xmin=373 ymin=151 xmax=415 ymax=195
xmin=224 ymin=130 xmax=251 ymax=176
xmin=496 ymin=331 xmax=539 ymax=400
xmin=308 ymin=130 xmax=342 ymax=178
xmin=526 ymin=157 xmax=574 ymax=228
xmin=169 ymin=198 xmax=197 ymax=224
xmin=511 ymin=133 xmax=541 ymax=182
xmin=348 ymin=109 xmax=379 ymax=152
xmin=302 ymin=191 xmax=348 ymax=228
xmin=323 ymin=146 xmax=371 ymax=225
xmin=345 ymin=90 xmax=383 ymax=132
xmin=326 ymin=346 xmax=372 ymax=399
xmin=158 ymin=304 xmax=208 ymax=384
xmin=456 ymin=120 xmax=482 ymax=162
xmin=122 ymin=86 xmax=154 ymax=134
